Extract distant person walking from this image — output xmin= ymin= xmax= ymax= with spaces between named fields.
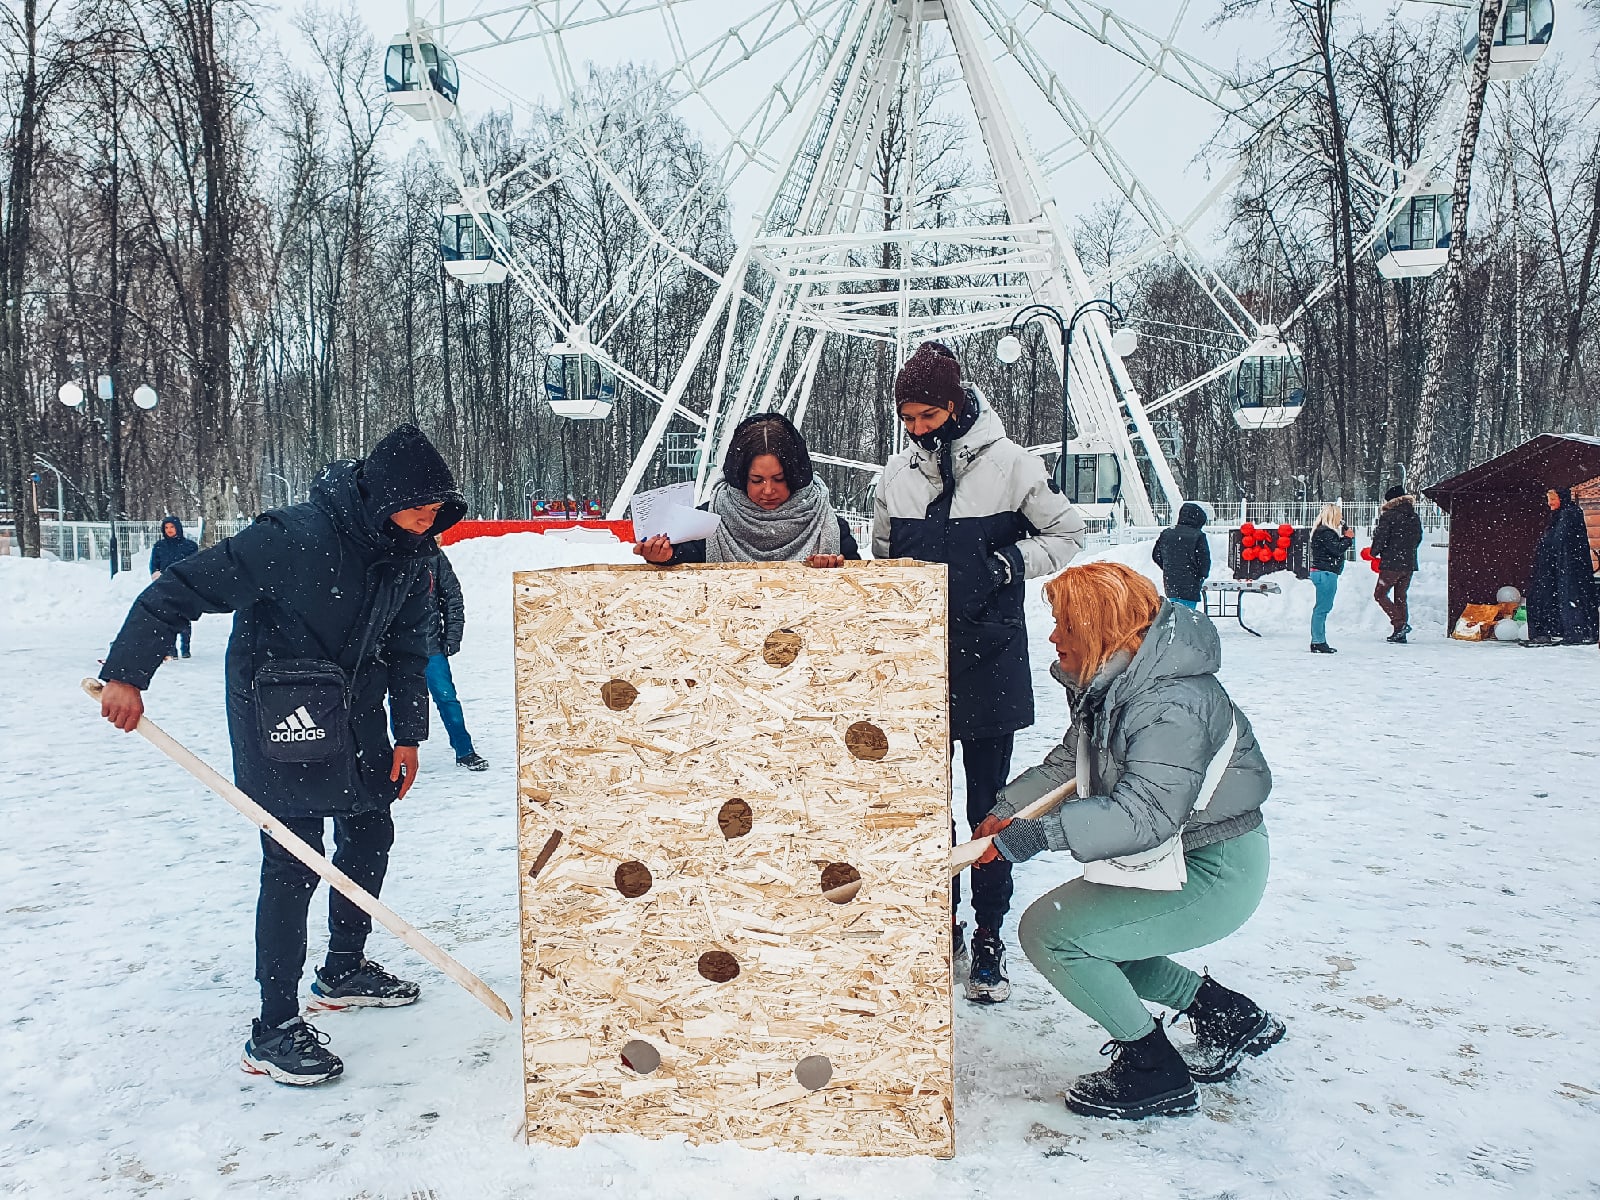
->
xmin=1152 ymin=502 xmax=1211 ymax=609
xmin=149 ymin=516 xmax=200 ymax=658
xmin=1307 ymin=503 xmax=1354 ymax=654
xmin=1369 ymin=487 xmax=1425 ymax=644
xmin=426 ymin=550 xmax=488 ymax=770
xmin=1526 ymin=488 xmax=1600 ymax=646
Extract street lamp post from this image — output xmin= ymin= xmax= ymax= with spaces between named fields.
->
xmin=58 ymin=374 xmax=158 ymax=577
xmin=996 ymin=300 xmax=1139 ymax=494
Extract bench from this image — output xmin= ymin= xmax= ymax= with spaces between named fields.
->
xmin=1203 ymin=578 xmax=1283 ymax=637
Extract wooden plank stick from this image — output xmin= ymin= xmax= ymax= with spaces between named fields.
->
xmin=949 ymin=780 xmax=1077 ymax=877
xmin=82 ymin=678 xmax=514 ymax=1024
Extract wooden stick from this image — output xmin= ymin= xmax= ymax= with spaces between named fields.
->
xmin=949 ymin=780 xmax=1077 ymax=877
xmin=82 ymin=678 xmax=514 ymax=1023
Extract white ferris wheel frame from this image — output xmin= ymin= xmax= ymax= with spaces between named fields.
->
xmin=403 ymin=0 xmax=1473 ymax=524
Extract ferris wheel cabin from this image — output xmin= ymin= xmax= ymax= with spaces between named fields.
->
xmin=384 ymin=33 xmax=460 ymax=120
xmin=544 ymin=335 xmax=618 ymax=420
xmin=1229 ymin=338 xmax=1305 ymax=431
xmin=1374 ymin=190 xmax=1453 ymax=279
xmin=439 ymin=207 xmax=511 ymax=285
xmin=1463 ymin=0 xmax=1554 ymax=80
xmin=1051 ymin=439 xmax=1123 ymax=512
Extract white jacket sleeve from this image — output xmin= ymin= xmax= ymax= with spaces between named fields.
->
xmin=1013 ymin=451 xmax=1087 ymax=579
xmin=871 ymin=469 xmax=894 ymax=559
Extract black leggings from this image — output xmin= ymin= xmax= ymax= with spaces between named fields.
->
xmin=255 ymin=809 xmax=394 ymax=1026
xmin=952 ymin=733 xmax=1016 ymax=934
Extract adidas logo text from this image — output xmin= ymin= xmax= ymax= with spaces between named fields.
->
xmin=271 ymin=705 xmax=328 ymax=744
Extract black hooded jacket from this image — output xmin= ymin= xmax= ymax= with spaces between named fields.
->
xmin=1152 ymin=502 xmax=1211 ymax=601
xmin=149 ymin=516 xmax=199 ymax=575
xmin=427 ymin=551 xmax=466 ymax=657
xmin=101 ymin=427 xmax=466 ymax=817
xmin=1528 ymin=490 xmax=1599 ymax=643
xmin=1369 ymin=496 xmax=1424 ymax=574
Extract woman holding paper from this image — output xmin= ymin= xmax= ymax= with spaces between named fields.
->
xmin=975 ymin=561 xmax=1282 ymax=1121
xmin=633 ymin=412 xmax=859 ymax=567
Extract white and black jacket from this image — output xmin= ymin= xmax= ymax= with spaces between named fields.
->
xmin=872 ymin=399 xmax=1086 ymax=739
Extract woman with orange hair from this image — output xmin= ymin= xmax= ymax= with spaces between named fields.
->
xmin=975 ymin=561 xmax=1282 ymax=1120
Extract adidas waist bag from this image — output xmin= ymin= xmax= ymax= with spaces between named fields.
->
xmin=253 ymin=659 xmax=351 ymax=763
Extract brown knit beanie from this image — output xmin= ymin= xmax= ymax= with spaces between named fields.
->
xmin=895 ymin=341 xmax=966 ymax=413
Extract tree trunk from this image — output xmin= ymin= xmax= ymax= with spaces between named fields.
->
xmin=1408 ymin=1 xmax=1506 ymax=485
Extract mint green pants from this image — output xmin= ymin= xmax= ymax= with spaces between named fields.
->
xmin=1016 ymin=828 xmax=1270 ymax=1041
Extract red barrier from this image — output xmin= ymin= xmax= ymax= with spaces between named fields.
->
xmin=439 ymin=519 xmax=636 ymax=546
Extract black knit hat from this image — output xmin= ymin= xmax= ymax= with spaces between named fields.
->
xmin=360 ymin=424 xmax=467 ymax=536
xmin=1384 ymin=485 xmax=1407 ymax=502
xmin=722 ymin=412 xmax=815 ymax=491
xmin=895 ymin=341 xmax=967 ymax=414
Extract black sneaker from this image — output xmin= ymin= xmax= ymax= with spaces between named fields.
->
xmin=1066 ymin=1023 xmax=1198 ymax=1120
xmin=1386 ymin=630 xmax=1407 ymax=644
xmin=1309 ymin=642 xmax=1337 ymax=654
xmin=964 ymin=927 xmax=1010 ymax=1004
xmin=180 ymin=650 xmax=192 ymax=659
xmin=953 ymin=921 xmax=970 ymax=984
xmin=308 ymin=959 xmax=420 ymax=1010
xmin=1176 ymin=975 xmax=1286 ymax=1082
xmin=241 ymin=1017 xmax=343 ymax=1086
xmin=456 ymin=752 xmax=489 ymax=771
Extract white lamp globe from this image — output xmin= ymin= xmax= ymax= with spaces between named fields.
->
xmin=996 ymin=334 xmax=1024 ymax=365
xmin=1495 ymin=585 xmax=1521 ymax=605
xmin=133 ymin=384 xmax=159 ymax=410
xmin=1111 ymin=326 xmax=1141 ymax=357
xmin=1494 ymin=618 xmax=1523 ymax=642
xmin=58 ymin=381 xmax=85 ymax=407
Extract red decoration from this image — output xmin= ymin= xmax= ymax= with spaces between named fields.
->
xmin=1241 ymin=523 xmax=1256 ymax=537
xmin=1273 ymin=549 xmax=1288 ymax=562
xmin=1277 ymin=536 xmax=1291 ymax=548
xmin=1359 ymin=547 xmax=1373 ymax=561
xmin=1370 ymin=560 xmax=1382 ymax=574
xmin=1241 ymin=548 xmax=1256 ymax=561
xmin=1278 ymin=523 xmax=1293 ymax=536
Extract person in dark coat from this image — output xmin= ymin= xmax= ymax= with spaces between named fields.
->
xmin=1526 ymin=488 xmax=1599 ymax=645
xmin=97 ymin=424 xmax=466 ymax=1086
xmin=425 ymin=550 xmax=486 ymax=770
xmin=1369 ymin=486 xmax=1424 ymax=644
xmin=1152 ymin=502 xmax=1211 ymax=608
xmin=149 ymin=516 xmax=200 ymax=657
xmin=634 ymin=412 xmax=860 ymax=567
xmin=872 ymin=340 xmax=1087 ymax=1004
xmin=1307 ymin=502 xmax=1354 ymax=654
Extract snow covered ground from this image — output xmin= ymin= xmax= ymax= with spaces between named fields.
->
xmin=2 ymin=531 xmax=1597 ymax=1199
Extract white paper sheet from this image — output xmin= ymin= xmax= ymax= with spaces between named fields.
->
xmin=629 ymin=482 xmax=722 ymax=544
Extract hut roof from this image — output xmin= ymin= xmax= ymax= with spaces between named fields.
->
xmin=1425 ymin=434 xmax=1600 ymax=512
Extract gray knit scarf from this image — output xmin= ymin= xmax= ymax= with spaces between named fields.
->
xmin=705 ymin=480 xmax=841 ymax=563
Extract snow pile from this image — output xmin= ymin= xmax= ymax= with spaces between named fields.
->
xmin=3 ymin=528 xmax=1599 ymax=1199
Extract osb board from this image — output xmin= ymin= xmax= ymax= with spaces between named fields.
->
xmin=514 ymin=562 xmax=953 ymax=1158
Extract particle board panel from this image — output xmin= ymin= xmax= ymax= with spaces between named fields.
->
xmin=514 ymin=561 xmax=953 ymax=1157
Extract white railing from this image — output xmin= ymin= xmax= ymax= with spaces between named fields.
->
xmin=4 ymin=518 xmax=254 ymax=569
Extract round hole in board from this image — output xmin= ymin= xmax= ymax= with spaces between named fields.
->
xmin=795 ymin=1055 xmax=833 ymax=1091
xmin=717 ymin=798 xmax=754 ymax=840
xmin=819 ymin=862 xmax=862 ymax=904
xmin=697 ymin=950 xmax=740 ymax=983
xmin=762 ymin=628 xmax=803 ymax=667
xmin=844 ymin=721 xmax=889 ymax=762
xmin=620 ymin=1039 xmax=661 ymax=1075
xmin=614 ymin=861 xmax=654 ymax=898
xmin=601 ymin=679 xmax=638 ymax=711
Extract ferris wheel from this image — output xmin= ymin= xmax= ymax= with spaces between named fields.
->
xmin=383 ymin=0 xmax=1547 ymax=524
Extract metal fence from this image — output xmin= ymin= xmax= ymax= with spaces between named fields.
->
xmin=1142 ymin=498 xmax=1447 ymax=536
xmin=3 ymin=518 xmax=253 ymax=571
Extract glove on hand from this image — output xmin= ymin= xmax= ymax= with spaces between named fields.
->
xmin=987 ymin=544 xmax=1024 ymax=590
xmin=992 ymin=817 xmax=1049 ymax=864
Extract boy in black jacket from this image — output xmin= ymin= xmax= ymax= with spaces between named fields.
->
xmin=149 ymin=516 xmax=200 ymax=657
xmin=1152 ymin=502 xmax=1211 ymax=607
xmin=97 ymin=425 xmax=466 ymax=1086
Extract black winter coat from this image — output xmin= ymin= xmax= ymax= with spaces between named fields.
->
xmin=1152 ymin=502 xmax=1211 ymax=601
xmin=1309 ymin=524 xmax=1354 ymax=574
xmin=149 ymin=516 xmax=199 ymax=575
xmin=101 ymin=462 xmax=452 ymax=818
xmin=1527 ymin=499 xmax=1599 ymax=643
xmin=427 ymin=551 xmax=466 ymax=657
xmin=665 ymin=515 xmax=860 ymax=565
xmin=1369 ymin=497 xmax=1424 ymax=574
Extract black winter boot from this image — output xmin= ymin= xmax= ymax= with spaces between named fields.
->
xmin=1065 ymin=1022 xmax=1197 ymax=1120
xmin=1178 ymin=975 xmax=1286 ymax=1082
xmin=1310 ymin=642 xmax=1337 ymax=654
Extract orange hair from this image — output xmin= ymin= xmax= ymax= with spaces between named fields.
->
xmin=1042 ymin=561 xmax=1163 ymax=684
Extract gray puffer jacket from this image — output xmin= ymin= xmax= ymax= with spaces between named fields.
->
xmin=990 ymin=602 xmax=1270 ymax=862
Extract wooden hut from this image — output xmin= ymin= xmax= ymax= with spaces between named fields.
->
xmin=1423 ymin=434 xmax=1600 ymax=628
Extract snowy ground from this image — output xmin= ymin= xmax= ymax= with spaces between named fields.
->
xmin=2 ymin=531 xmax=1598 ymax=1199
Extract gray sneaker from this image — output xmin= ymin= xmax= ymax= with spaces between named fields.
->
xmin=241 ymin=1017 xmax=343 ymax=1086
xmin=964 ymin=928 xmax=1011 ymax=1004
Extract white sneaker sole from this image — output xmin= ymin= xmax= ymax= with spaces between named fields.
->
xmin=240 ymin=1051 xmax=343 ymax=1086
xmin=964 ymin=978 xmax=1012 ymax=1004
xmin=306 ymin=991 xmax=419 ymax=1012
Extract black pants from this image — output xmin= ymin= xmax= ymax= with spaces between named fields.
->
xmin=952 ymin=733 xmax=1016 ymax=934
xmin=255 ymin=808 xmax=394 ymax=1026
